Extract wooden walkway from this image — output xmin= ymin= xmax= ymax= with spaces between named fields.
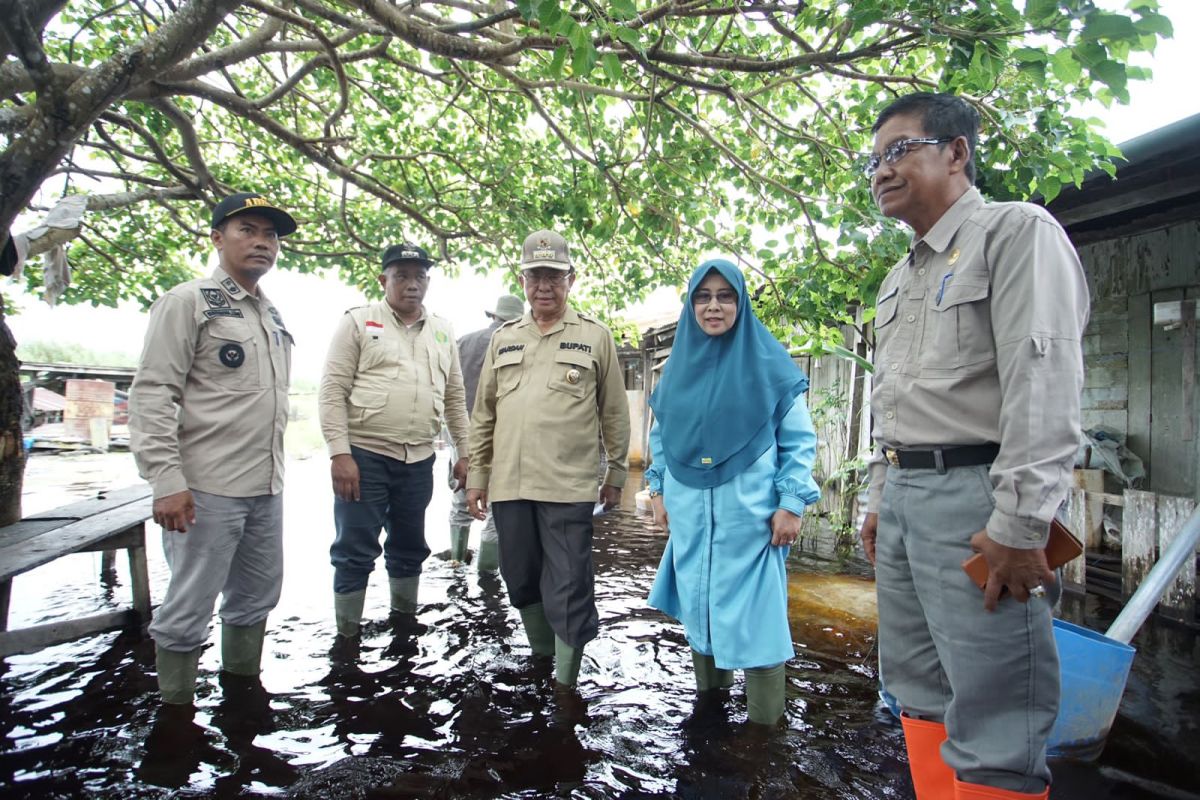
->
xmin=0 ymin=484 xmax=153 ymax=658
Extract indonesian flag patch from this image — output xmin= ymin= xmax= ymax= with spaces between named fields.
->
xmin=365 ymin=320 xmax=384 ymax=339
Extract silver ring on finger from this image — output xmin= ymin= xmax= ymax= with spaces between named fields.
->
xmin=1029 ymin=584 xmax=1047 ymax=599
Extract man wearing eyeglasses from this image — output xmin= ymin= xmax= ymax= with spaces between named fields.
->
xmin=319 ymin=243 xmax=469 ymax=643
xmin=466 ymin=230 xmax=630 ymax=700
xmin=859 ymin=93 xmax=1088 ymax=800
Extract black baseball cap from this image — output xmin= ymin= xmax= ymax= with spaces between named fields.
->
xmin=381 ymin=242 xmax=436 ymax=270
xmin=211 ymin=192 xmax=297 ymax=236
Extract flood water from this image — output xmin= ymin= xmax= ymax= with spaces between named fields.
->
xmin=3 ymin=451 xmax=1198 ymax=799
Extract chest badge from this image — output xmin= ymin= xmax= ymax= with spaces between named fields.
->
xmin=701 ymin=457 xmax=713 ymax=465
xmin=947 ymin=247 xmax=961 ymax=267
xmin=219 ymin=343 xmax=246 ymax=368
xmin=566 ymin=368 xmax=581 ymax=385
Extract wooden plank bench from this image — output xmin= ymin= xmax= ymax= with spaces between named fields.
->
xmin=0 ymin=484 xmax=154 ymax=658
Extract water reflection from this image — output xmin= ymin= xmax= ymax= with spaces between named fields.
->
xmin=2 ymin=453 xmax=1198 ymax=798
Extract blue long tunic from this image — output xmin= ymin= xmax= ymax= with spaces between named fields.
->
xmin=645 ymin=395 xmax=821 ymax=670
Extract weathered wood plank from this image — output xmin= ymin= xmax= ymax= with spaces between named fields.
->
xmin=0 ymin=499 xmax=153 ymax=581
xmin=1122 ymin=490 xmax=1157 ymax=599
xmin=1064 ymin=488 xmax=1088 ymax=590
xmin=0 ymin=610 xmax=139 ymax=658
xmin=128 ymin=541 xmax=152 ymax=626
xmin=78 ymin=527 xmax=146 ymax=553
xmin=0 ymin=579 xmax=9 ymax=633
xmin=1073 ymin=470 xmax=1105 ymax=549
xmin=1157 ymin=495 xmax=1197 ymax=621
xmin=23 ymin=484 xmax=151 ymax=521
xmin=1127 ymin=294 xmax=1153 ymax=483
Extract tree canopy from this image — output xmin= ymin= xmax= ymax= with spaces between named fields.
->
xmin=0 ymin=0 xmax=1173 ymax=342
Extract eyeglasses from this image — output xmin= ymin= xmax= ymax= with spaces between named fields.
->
xmin=692 ymin=289 xmax=737 ymax=306
xmin=864 ymin=137 xmax=954 ymax=178
xmin=522 ymin=269 xmax=571 ymax=286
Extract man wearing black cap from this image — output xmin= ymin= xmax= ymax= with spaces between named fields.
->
xmin=319 ymin=243 xmax=470 ymax=641
xmin=129 ymin=191 xmax=298 ymax=708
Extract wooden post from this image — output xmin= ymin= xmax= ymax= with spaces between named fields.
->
xmin=1122 ymin=490 xmax=1157 ymax=599
xmin=1157 ymin=495 xmax=1197 ymax=621
xmin=1072 ymin=469 xmax=1105 ymax=549
xmin=127 ymin=524 xmax=152 ymax=630
xmin=0 ymin=578 xmax=10 ymax=633
xmin=1064 ymin=487 xmax=1088 ymax=590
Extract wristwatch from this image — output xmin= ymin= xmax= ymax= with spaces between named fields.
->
xmin=648 ymin=489 xmax=661 ymax=498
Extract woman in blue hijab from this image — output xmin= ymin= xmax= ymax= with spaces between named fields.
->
xmin=645 ymin=258 xmax=820 ymax=727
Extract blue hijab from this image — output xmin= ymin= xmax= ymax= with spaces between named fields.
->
xmin=649 ymin=259 xmax=809 ymax=489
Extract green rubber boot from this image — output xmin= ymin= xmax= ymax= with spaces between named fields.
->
xmin=389 ymin=576 xmax=420 ymax=615
xmin=155 ymin=644 xmax=202 ymax=706
xmin=450 ymin=526 xmax=471 ymax=562
xmin=518 ymin=602 xmax=555 ymax=657
xmin=691 ymin=650 xmax=734 ymax=692
xmin=334 ymin=589 xmax=367 ymax=638
xmin=477 ymin=537 xmax=500 ymax=573
xmin=221 ymin=620 xmax=267 ymax=676
xmin=745 ymin=663 xmax=787 ymax=726
xmin=554 ymin=635 xmax=584 ymax=687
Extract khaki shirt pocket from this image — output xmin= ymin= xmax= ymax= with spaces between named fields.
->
xmin=921 ymin=275 xmax=995 ymax=374
xmin=348 ymin=384 xmax=388 ymax=424
xmin=874 ymin=286 xmax=900 ymax=329
xmin=548 ymin=350 xmax=596 ymax=399
xmin=494 ymin=348 xmax=525 ymax=398
xmin=358 ymin=335 xmax=400 ymax=376
xmin=200 ymin=317 xmax=261 ymax=392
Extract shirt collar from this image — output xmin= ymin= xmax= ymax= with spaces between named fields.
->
xmin=916 ymin=187 xmax=982 ymax=254
xmin=386 ymin=302 xmax=426 ymax=327
xmin=514 ymin=305 xmax=579 ymax=332
xmin=211 ymin=267 xmax=253 ymax=301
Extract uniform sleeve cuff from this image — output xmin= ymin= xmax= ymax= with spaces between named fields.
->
xmin=151 ymin=473 xmax=189 ymax=500
xmin=466 ymin=468 xmax=490 ymax=492
xmin=326 ymin=438 xmax=351 ymax=458
xmin=778 ymin=494 xmax=806 ymax=516
xmin=867 ymin=461 xmax=887 ymax=513
xmin=986 ymin=508 xmax=1050 ymax=549
xmin=603 ymin=467 xmax=627 ymax=489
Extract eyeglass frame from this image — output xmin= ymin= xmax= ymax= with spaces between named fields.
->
xmin=864 ymin=136 xmax=955 ymax=179
xmin=691 ymin=289 xmax=738 ymax=306
xmin=521 ymin=268 xmax=574 ymax=287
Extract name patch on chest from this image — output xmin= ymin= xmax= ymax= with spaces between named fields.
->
xmin=203 ymin=308 xmax=244 ymax=319
xmin=559 ymin=342 xmax=592 ymax=354
xmin=498 ymin=344 xmax=525 ymax=356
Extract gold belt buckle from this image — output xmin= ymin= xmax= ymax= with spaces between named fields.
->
xmin=885 ymin=448 xmax=900 ymax=466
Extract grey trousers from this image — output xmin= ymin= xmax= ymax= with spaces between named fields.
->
xmin=876 ymin=465 xmax=1058 ymax=793
xmin=491 ymin=499 xmax=598 ymax=649
xmin=150 ymin=490 xmax=284 ymax=652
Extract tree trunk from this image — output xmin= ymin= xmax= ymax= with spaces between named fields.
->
xmin=0 ymin=293 xmax=24 ymax=526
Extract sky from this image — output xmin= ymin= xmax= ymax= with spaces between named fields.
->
xmin=8 ymin=0 xmax=1200 ymax=384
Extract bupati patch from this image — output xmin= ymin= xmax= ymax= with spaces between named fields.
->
xmin=202 ymin=288 xmax=229 ymax=308
xmin=219 ymin=343 xmax=246 ymax=368
xmin=559 ymin=342 xmax=592 ymax=354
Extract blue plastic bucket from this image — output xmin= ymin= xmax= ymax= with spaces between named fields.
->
xmin=878 ymin=618 xmax=1136 ymax=761
xmin=1047 ymin=618 xmax=1136 ymax=760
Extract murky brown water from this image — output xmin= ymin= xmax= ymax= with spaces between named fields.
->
xmin=3 ymin=452 xmax=1198 ymax=798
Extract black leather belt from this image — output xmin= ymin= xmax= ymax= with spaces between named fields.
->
xmin=883 ymin=443 xmax=1000 ymax=471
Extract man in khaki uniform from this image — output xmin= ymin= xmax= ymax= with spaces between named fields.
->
xmin=130 ymin=191 xmax=298 ymax=707
xmin=857 ymin=93 xmax=1088 ymax=800
xmin=319 ymin=243 xmax=469 ymax=640
xmin=466 ymin=230 xmax=630 ymax=693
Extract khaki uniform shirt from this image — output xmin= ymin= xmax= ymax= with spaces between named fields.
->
xmin=319 ymin=301 xmax=468 ymax=462
xmin=866 ymin=188 xmax=1090 ymax=549
xmin=467 ymin=307 xmax=630 ymax=503
xmin=130 ymin=267 xmax=292 ymax=499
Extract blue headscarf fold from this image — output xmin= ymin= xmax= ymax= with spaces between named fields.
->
xmin=649 ymin=259 xmax=809 ymax=489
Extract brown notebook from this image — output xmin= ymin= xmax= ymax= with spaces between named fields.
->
xmin=961 ymin=518 xmax=1083 ymax=590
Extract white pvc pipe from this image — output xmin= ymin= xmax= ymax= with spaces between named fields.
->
xmin=1105 ymin=505 xmax=1200 ymax=645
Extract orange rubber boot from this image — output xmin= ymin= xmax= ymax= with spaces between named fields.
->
xmin=900 ymin=714 xmax=955 ymax=800
xmin=954 ymin=778 xmax=1048 ymax=800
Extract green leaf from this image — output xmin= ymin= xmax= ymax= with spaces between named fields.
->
xmin=1080 ymin=12 xmax=1138 ymax=42
xmin=1090 ymin=59 xmax=1127 ymax=91
xmin=610 ymin=0 xmax=638 ymax=21
xmin=1023 ymin=0 xmax=1059 ymax=24
xmin=613 ymin=26 xmax=644 ymax=53
xmin=571 ymin=40 xmax=597 ymax=76
xmin=548 ymin=44 xmax=569 ymax=79
xmin=1133 ymin=13 xmax=1173 ymax=37
xmin=602 ymin=53 xmax=621 ymax=82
